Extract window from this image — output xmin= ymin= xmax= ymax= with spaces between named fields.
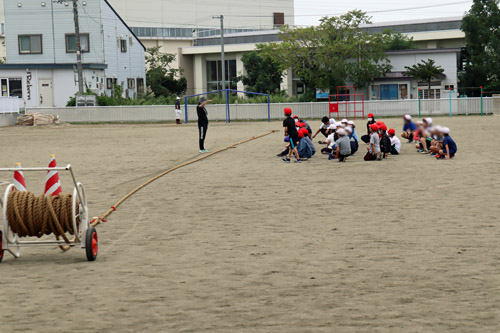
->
xmin=120 ymin=39 xmax=127 ymax=52
xmin=0 ymin=78 xmax=23 ymax=98
xmin=137 ymin=78 xmax=144 ymax=95
xmin=127 ymin=78 xmax=135 ymax=89
xmin=206 ymin=59 xmax=237 ymax=91
xmin=9 ymin=78 xmax=22 ymax=98
xmin=274 ymin=13 xmax=285 ymax=27
xmin=65 ymin=34 xmax=89 ymax=53
xmin=18 ymin=35 xmax=42 ymax=54
xmin=106 ymin=78 xmax=113 ymax=89
xmin=445 ymin=85 xmax=454 ymax=91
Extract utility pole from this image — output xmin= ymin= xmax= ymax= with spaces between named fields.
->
xmin=212 ymin=15 xmax=225 ymax=91
xmin=72 ymin=0 xmax=84 ymax=94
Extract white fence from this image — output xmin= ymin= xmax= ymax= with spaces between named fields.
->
xmin=0 ymin=97 xmax=21 ymax=114
xmin=26 ymin=97 xmax=499 ymax=123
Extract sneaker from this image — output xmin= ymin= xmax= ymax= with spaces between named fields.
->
xmin=431 ymin=153 xmax=438 ymax=156
xmin=436 ymin=154 xmax=445 ymax=160
xmin=294 ymin=159 xmax=302 ymax=163
xmin=282 ymin=158 xmax=291 ymax=163
xmin=420 ymin=150 xmax=428 ymax=154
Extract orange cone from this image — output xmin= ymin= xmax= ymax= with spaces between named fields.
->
xmin=44 ymin=155 xmax=62 ymax=196
xmin=13 ymin=163 xmax=27 ymax=191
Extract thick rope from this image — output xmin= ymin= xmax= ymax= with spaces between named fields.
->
xmin=6 ymin=191 xmax=78 ymax=244
xmin=91 ymin=130 xmax=279 ymax=227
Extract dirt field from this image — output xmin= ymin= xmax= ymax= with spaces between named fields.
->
xmin=0 ymin=116 xmax=499 ymax=332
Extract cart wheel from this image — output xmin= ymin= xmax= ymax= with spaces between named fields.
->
xmin=0 ymin=231 xmax=4 ymax=263
xmin=85 ymin=227 xmax=98 ymax=262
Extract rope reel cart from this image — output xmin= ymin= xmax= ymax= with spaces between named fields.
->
xmin=0 ymin=165 xmax=97 ymax=262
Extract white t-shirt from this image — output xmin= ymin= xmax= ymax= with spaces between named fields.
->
xmin=390 ymin=135 xmax=401 ymax=152
xmin=320 ymin=118 xmax=336 ymax=130
xmin=327 ymin=133 xmax=336 ymax=149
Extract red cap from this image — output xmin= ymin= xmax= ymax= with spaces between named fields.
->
xmin=370 ymin=124 xmax=379 ymax=131
xmin=388 ymin=128 xmax=396 ymax=135
xmin=380 ymin=124 xmax=388 ymax=131
xmin=367 ymin=113 xmax=374 ymax=118
xmin=297 ymin=123 xmax=306 ymax=128
xmin=298 ymin=130 xmax=304 ymax=138
xmin=284 ymin=108 xmax=292 ymax=115
xmin=376 ymin=121 xmax=383 ymax=126
xmin=292 ymin=115 xmax=299 ymax=119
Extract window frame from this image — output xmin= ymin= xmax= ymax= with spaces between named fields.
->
xmin=120 ymin=39 xmax=127 ymax=52
xmin=18 ymin=34 xmax=43 ymax=54
xmin=273 ymin=12 xmax=285 ymax=27
xmin=65 ymin=33 xmax=90 ymax=53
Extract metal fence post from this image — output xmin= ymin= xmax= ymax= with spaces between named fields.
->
xmin=449 ymin=87 xmax=453 ymax=118
xmin=480 ymin=86 xmax=484 ymax=116
xmin=418 ymin=89 xmax=421 ymax=118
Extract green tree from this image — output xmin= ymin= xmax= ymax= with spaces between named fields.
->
xmin=461 ymin=0 xmax=500 ymax=94
xmin=258 ymin=10 xmax=392 ymax=98
xmin=381 ymin=29 xmax=416 ymax=51
xmin=236 ymin=51 xmax=283 ymax=94
xmin=403 ymin=59 xmax=444 ymax=97
xmin=146 ymin=46 xmax=187 ymax=97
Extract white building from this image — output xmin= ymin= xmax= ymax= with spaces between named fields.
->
xmin=0 ymin=0 xmax=146 ymax=107
xmin=180 ymin=17 xmax=465 ymax=99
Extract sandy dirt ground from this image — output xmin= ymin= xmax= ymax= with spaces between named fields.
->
xmin=0 ymin=116 xmax=499 ymax=332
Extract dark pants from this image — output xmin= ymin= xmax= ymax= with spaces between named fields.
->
xmin=361 ymin=134 xmax=371 ymax=144
xmin=320 ymin=128 xmax=329 ymax=138
xmin=390 ymin=145 xmax=399 ymax=155
xmin=338 ymin=154 xmax=349 ymax=162
xmin=198 ymin=123 xmax=208 ymax=150
xmin=364 ymin=152 xmax=377 ymax=161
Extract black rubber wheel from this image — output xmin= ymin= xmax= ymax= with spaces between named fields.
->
xmin=0 ymin=231 xmax=4 ymax=263
xmin=85 ymin=227 xmax=98 ymax=261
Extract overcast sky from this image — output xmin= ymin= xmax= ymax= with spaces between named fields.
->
xmin=293 ymin=0 xmax=474 ymax=26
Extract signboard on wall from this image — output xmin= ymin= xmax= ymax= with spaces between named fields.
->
xmin=316 ymin=89 xmax=330 ymax=99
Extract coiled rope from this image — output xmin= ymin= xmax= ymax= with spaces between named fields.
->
xmin=90 ymin=130 xmax=279 ymax=227
xmin=6 ymin=191 xmax=78 ymax=244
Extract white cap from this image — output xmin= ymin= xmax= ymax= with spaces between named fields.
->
xmin=347 ymin=120 xmax=355 ymax=125
xmin=404 ymin=115 xmax=412 ymax=120
xmin=441 ymin=127 xmax=450 ymax=134
xmin=341 ymin=119 xmax=348 ymax=123
xmin=424 ymin=117 xmax=433 ymax=124
xmin=176 ymin=96 xmax=180 ymax=100
xmin=344 ymin=126 xmax=352 ymax=133
xmin=417 ymin=121 xmax=423 ymax=125
xmin=336 ymin=122 xmax=343 ymax=127
xmin=434 ymin=125 xmax=442 ymax=132
xmin=328 ymin=124 xmax=337 ymax=130
xmin=337 ymin=128 xmax=346 ymax=136
xmin=329 ymin=118 xmax=336 ymax=124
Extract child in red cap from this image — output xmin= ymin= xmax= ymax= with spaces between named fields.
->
xmin=388 ymin=129 xmax=401 ymax=155
xmin=282 ymin=108 xmax=301 ymax=163
xmin=364 ymin=124 xmax=381 ymax=161
xmin=361 ymin=113 xmax=376 ymax=144
xmin=379 ymin=124 xmax=391 ymax=159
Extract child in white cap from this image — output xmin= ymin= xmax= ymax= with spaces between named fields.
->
xmin=334 ymin=128 xmax=351 ymax=162
xmin=401 ymin=115 xmax=417 ymax=143
xmin=437 ymin=127 xmax=457 ymax=160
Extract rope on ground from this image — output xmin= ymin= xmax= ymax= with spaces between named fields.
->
xmin=6 ymin=191 xmax=77 ymax=244
xmin=90 ymin=130 xmax=279 ymax=227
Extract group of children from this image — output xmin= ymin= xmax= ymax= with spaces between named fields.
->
xmin=280 ymin=108 xmax=457 ymax=162
xmin=401 ymin=115 xmax=458 ymax=160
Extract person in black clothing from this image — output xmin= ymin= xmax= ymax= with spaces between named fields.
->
xmin=361 ymin=113 xmax=376 ymax=144
xmin=282 ymin=108 xmax=301 ymax=163
xmin=379 ymin=124 xmax=392 ymax=159
xmin=197 ymin=97 xmax=213 ymax=153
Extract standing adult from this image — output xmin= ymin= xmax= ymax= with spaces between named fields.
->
xmin=197 ymin=97 xmax=213 ymax=153
xmin=175 ymin=96 xmax=182 ymax=124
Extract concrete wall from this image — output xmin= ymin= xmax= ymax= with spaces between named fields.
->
xmin=106 ymin=0 xmax=295 ymax=30
xmin=0 ymin=113 xmax=17 ymax=127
